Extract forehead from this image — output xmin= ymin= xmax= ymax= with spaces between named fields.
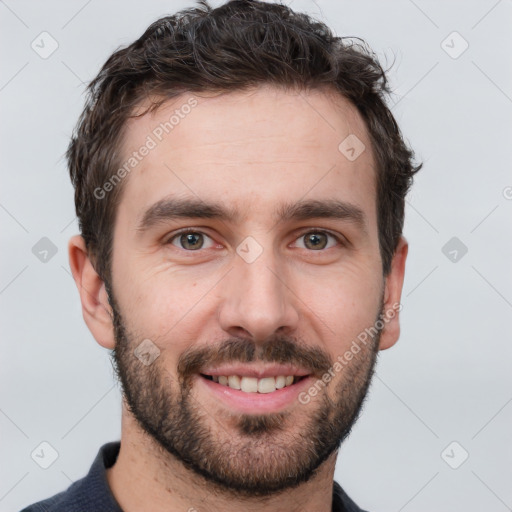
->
xmin=116 ymin=85 xmax=377 ymax=234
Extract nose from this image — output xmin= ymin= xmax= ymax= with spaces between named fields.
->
xmin=217 ymin=245 xmax=300 ymax=342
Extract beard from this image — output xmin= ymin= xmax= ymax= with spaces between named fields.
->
xmin=106 ymin=283 xmax=382 ymax=498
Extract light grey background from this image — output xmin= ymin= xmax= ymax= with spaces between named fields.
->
xmin=1 ymin=1 xmax=511 ymax=511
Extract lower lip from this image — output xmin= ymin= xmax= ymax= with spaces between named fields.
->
xmin=197 ymin=375 xmax=314 ymax=414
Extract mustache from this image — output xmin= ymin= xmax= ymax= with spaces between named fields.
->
xmin=176 ymin=335 xmax=333 ymax=383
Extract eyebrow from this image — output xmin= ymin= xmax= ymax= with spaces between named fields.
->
xmin=136 ymin=197 xmax=368 ymax=235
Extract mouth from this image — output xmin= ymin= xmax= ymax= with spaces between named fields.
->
xmin=196 ymin=366 xmax=315 ymax=414
xmin=200 ymin=374 xmax=309 ymax=394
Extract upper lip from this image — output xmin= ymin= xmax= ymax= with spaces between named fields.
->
xmin=200 ymin=364 xmax=311 ymax=379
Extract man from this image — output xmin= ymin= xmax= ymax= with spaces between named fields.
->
xmin=21 ymin=0 xmax=421 ymax=510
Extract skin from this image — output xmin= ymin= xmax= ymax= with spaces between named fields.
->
xmin=68 ymin=84 xmax=408 ymax=512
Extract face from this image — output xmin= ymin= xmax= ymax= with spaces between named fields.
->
xmin=103 ymin=85 xmax=394 ymax=496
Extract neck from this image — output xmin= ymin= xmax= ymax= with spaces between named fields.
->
xmin=106 ymin=405 xmax=338 ymax=512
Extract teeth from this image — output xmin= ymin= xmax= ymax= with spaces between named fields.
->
xmin=258 ymin=377 xmax=276 ymax=394
xmin=227 ymin=375 xmax=241 ymax=390
xmin=275 ymin=376 xmax=286 ymax=389
xmin=240 ymin=377 xmax=258 ymax=393
xmin=211 ymin=375 xmax=299 ymax=393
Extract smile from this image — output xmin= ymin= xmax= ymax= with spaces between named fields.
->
xmin=197 ymin=368 xmax=314 ymax=414
xmin=201 ymin=374 xmax=308 ymax=393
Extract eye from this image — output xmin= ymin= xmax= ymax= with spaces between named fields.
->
xmin=293 ymin=230 xmax=341 ymax=251
xmin=167 ymin=229 xmax=216 ymax=251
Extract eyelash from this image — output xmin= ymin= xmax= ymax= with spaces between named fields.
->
xmin=165 ymin=227 xmax=345 ymax=252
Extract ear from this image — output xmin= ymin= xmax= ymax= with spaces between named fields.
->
xmin=378 ymin=236 xmax=408 ymax=351
xmin=68 ymin=235 xmax=115 ymax=349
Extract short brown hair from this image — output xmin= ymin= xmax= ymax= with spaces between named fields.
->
xmin=68 ymin=0 xmax=422 ymax=285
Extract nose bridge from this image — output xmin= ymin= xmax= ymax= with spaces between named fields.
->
xmin=218 ymin=239 xmax=299 ymax=340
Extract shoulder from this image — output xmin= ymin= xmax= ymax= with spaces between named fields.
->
xmin=19 ymin=479 xmax=88 ymax=512
xmin=333 ymin=480 xmax=370 ymax=512
xmin=19 ymin=441 xmax=122 ymax=512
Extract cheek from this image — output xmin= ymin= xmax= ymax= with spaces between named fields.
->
xmin=122 ymin=268 xmax=218 ymax=346
xmin=297 ymin=264 xmax=382 ymax=348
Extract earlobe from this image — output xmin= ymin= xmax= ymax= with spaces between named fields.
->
xmin=68 ymin=235 xmax=116 ymax=349
xmin=378 ymin=236 xmax=408 ymax=351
